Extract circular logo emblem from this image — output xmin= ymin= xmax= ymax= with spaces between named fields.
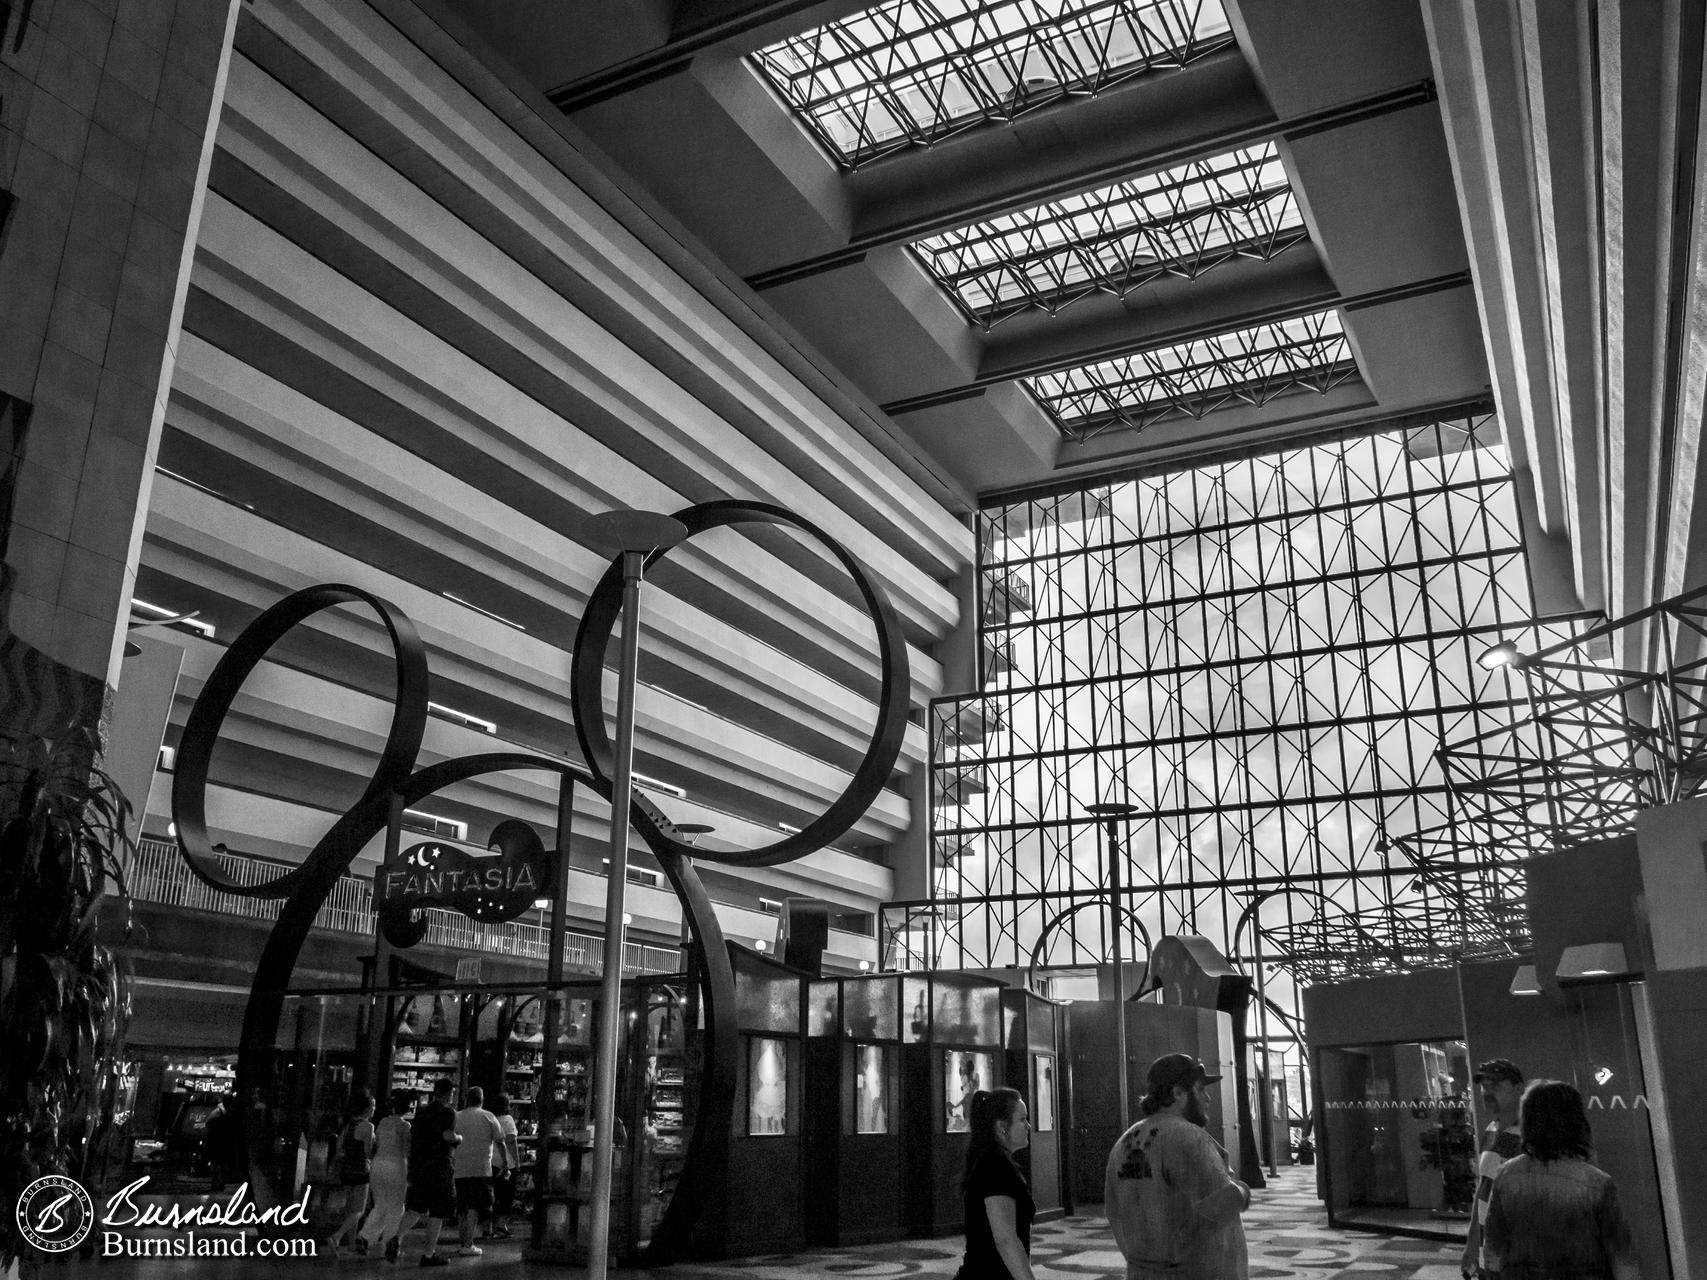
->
xmin=15 ymin=1175 xmax=95 ymax=1253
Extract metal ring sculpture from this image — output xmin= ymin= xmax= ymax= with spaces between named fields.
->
xmin=170 ymin=501 xmax=909 ymax=1262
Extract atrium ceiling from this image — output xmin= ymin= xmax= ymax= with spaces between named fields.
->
xmin=447 ymin=0 xmax=1490 ymax=504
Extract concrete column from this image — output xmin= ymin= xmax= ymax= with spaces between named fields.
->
xmin=1633 ymin=799 xmax=1707 ymax=1280
xmin=0 ymin=0 xmax=238 ymax=740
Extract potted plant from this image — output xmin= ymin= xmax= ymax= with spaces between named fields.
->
xmin=0 ymin=731 xmax=134 ymax=1277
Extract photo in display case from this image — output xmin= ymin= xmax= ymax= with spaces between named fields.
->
xmin=1033 ymin=1053 xmax=1056 ymax=1132
xmin=747 ymin=1037 xmax=788 ymax=1136
xmin=943 ymin=1050 xmax=992 ymax=1133
xmin=855 ymin=1044 xmax=889 ymax=1134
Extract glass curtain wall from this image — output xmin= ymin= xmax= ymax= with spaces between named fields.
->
xmin=914 ymin=414 xmax=1544 ymax=1037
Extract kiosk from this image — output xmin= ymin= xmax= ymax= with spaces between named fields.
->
xmin=803 ymin=972 xmax=907 ymax=1244
xmin=1000 ymin=985 xmax=1069 ymax=1219
xmin=899 ymin=971 xmax=1005 ymax=1236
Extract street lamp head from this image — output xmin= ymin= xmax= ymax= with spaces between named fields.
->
xmin=1084 ymin=802 xmax=1141 ymax=818
xmin=579 ymin=509 xmax=689 ymax=555
xmin=1476 ymin=639 xmax=1527 ymax=671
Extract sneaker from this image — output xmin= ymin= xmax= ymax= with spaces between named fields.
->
xmin=456 ymin=1246 xmax=483 ymax=1257
xmin=419 ymin=1255 xmax=449 ymax=1268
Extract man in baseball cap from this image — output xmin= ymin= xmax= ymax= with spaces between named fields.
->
xmin=1463 ymin=1058 xmax=1525 ymax=1279
xmin=1105 ymin=1053 xmax=1249 ymax=1279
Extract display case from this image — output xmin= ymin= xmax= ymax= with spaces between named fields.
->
xmin=900 ymin=972 xmax=1006 ymax=1237
xmin=803 ymin=973 xmax=906 ymax=1246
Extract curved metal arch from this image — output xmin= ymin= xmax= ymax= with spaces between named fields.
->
xmin=1025 ymin=894 xmax=1153 ymax=971
xmin=1229 ymin=885 xmax=1343 ymax=964
xmin=171 ymin=583 xmax=427 ymax=898
xmin=570 ymin=499 xmax=910 ymax=869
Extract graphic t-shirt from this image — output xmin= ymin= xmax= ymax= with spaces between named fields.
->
xmin=957 ymin=1153 xmax=1033 ymax=1280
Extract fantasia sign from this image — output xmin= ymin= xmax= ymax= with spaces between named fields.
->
xmin=374 ymin=820 xmax=549 ymax=926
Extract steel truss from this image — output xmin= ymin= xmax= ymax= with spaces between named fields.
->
xmin=912 ymin=144 xmax=1307 ymax=328
xmin=897 ymin=414 xmax=1548 ymax=1006
xmin=1026 ymin=310 xmax=1359 ymax=440
xmin=1431 ymin=585 xmax=1707 ymax=858
xmin=751 ymin=0 xmax=1235 ymax=168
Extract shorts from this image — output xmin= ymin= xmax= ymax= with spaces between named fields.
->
xmin=455 ymin=1176 xmax=494 ymax=1215
xmin=405 ymin=1166 xmax=456 ymax=1219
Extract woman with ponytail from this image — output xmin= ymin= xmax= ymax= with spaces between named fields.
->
xmin=954 ymin=1087 xmax=1036 ymax=1280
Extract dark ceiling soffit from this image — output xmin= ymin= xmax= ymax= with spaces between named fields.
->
xmin=881 ymin=270 xmax=1472 ymax=417
xmin=547 ymin=0 xmax=827 ymax=112
xmin=747 ymin=79 xmax=1439 ymax=292
xmin=981 ymin=393 xmax=1498 ymax=510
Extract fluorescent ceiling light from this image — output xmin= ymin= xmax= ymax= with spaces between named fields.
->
xmin=1508 ymin=963 xmax=1541 ymax=996
xmin=632 ymin=771 xmax=687 ymax=799
xmin=157 ymin=466 xmax=255 ymax=511
xmin=130 ymin=598 xmax=215 ymax=639
xmin=427 ymin=701 xmax=498 ymax=734
xmin=442 ymin=592 xmax=526 ymax=631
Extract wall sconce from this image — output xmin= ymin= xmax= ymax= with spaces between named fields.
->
xmin=1508 ymin=964 xmax=1541 ymax=996
xmin=1556 ymin=942 xmax=1635 ymax=985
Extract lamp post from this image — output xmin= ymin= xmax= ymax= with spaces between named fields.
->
xmin=1086 ymin=801 xmax=1140 ymax=1131
xmin=579 ymin=509 xmax=687 ymax=1280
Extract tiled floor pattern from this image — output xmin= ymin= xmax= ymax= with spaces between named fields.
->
xmin=656 ymin=1170 xmax=1461 ymax=1280
xmin=62 ymin=1169 xmax=1462 ymax=1278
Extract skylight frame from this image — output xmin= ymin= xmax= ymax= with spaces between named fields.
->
xmin=751 ymin=0 xmax=1236 ymax=169
xmin=1027 ymin=309 xmax=1358 ymax=439
xmin=911 ymin=143 xmax=1308 ymax=327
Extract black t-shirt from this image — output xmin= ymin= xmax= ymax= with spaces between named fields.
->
xmin=958 ymin=1152 xmax=1034 ymax=1280
xmin=410 ymin=1102 xmax=457 ymax=1169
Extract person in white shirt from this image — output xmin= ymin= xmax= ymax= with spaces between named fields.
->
xmin=359 ymin=1090 xmax=413 ymax=1262
xmin=451 ymin=1086 xmax=505 ymax=1257
xmin=1105 ymin=1054 xmax=1250 ymax=1280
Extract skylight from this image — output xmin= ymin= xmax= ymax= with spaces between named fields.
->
xmin=752 ymin=0 xmax=1235 ymax=168
xmin=912 ymin=143 xmax=1305 ymax=326
xmin=1027 ymin=309 xmax=1357 ymax=438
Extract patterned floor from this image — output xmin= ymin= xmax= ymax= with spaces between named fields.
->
xmin=643 ymin=1168 xmax=1463 ymax=1280
xmin=59 ymin=1168 xmax=1462 ymax=1279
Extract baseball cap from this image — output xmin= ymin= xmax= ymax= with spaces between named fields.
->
xmin=1474 ymin=1058 xmax=1523 ymax=1085
xmin=1147 ymin=1053 xmax=1221 ymax=1095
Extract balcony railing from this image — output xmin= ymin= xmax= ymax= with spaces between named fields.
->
xmin=128 ymin=839 xmax=681 ymax=977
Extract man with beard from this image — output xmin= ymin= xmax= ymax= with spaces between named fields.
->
xmin=1104 ymin=1054 xmax=1250 ymax=1280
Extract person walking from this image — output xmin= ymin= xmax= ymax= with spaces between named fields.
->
xmin=400 ymin=1078 xmax=460 ymax=1267
xmin=452 ymin=1086 xmax=505 ymax=1257
xmin=359 ymin=1090 xmax=414 ymax=1263
xmin=1463 ymin=1058 xmax=1525 ymax=1280
xmin=329 ymin=1090 xmax=377 ymax=1257
xmin=953 ymin=1087 xmax=1035 ymax=1280
xmin=485 ymin=1093 xmax=521 ymax=1239
xmin=1483 ymin=1081 xmax=1639 ymax=1280
xmin=1105 ymin=1053 xmax=1250 ymax=1280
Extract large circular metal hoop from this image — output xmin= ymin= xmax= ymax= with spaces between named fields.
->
xmin=172 ymin=584 xmax=428 ymax=897
xmin=570 ymin=500 xmax=910 ymax=867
